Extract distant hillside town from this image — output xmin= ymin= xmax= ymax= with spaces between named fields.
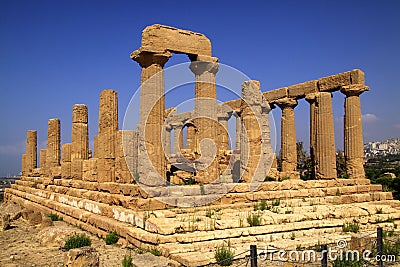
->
xmin=364 ymin=138 xmax=400 ymax=159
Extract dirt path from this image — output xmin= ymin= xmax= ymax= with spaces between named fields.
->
xmin=0 ymin=203 xmax=178 ymax=267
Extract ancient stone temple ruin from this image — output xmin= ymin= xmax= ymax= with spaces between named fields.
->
xmin=5 ymin=24 xmax=400 ymax=266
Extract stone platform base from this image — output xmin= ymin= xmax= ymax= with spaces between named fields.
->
xmin=5 ymin=177 xmax=400 ymax=266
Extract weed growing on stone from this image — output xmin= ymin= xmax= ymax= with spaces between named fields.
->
xmin=215 ymin=240 xmax=234 ymax=266
xmin=122 ymin=253 xmax=134 ymax=267
xmin=47 ymin=213 xmax=62 ymax=221
xmin=342 ymin=223 xmax=360 ymax=233
xmin=105 ymin=231 xmax=119 ymax=245
xmin=63 ymin=234 xmax=91 ymax=250
xmin=247 ymin=212 xmax=262 ymax=227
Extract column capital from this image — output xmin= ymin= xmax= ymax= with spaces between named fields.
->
xmin=131 ymin=49 xmax=172 ymax=68
xmin=189 ymin=57 xmax=219 ymax=75
xmin=340 ymin=84 xmax=369 ymax=97
xmin=275 ymin=97 xmax=298 ymax=109
xmin=305 ymin=93 xmax=318 ymax=104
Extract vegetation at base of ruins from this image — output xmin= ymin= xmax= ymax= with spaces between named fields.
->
xmin=47 ymin=213 xmax=63 ymax=221
xmin=342 ymin=223 xmax=360 ymax=233
xmin=122 ymin=253 xmax=135 ymax=267
xmin=148 ymin=247 xmax=161 ymax=256
xmin=272 ymin=199 xmax=280 ymax=207
xmin=365 ymin=154 xmax=400 ymax=200
xmin=336 ymin=151 xmax=349 ymax=179
xmin=382 ymin=230 xmax=400 ymax=258
xmin=290 ymin=232 xmax=296 ymax=240
xmin=285 ymin=209 xmax=293 ymax=214
xmin=386 ymin=217 xmax=395 ymax=223
xmin=264 ymin=176 xmax=276 ymax=182
xmin=253 ymin=200 xmax=267 ymax=211
xmin=279 ymin=176 xmax=290 ymax=182
xmin=247 ymin=212 xmax=262 ymax=227
xmin=214 ymin=240 xmax=234 ymax=266
xmin=63 ymin=234 xmax=92 ymax=250
xmin=105 ymin=231 xmax=119 ymax=245
xmin=206 ymin=209 xmax=215 ymax=218
xmin=184 ymin=177 xmax=196 ymax=185
xmin=336 ymin=188 xmax=341 ymax=196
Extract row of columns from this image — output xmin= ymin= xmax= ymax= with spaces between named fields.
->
xmin=275 ymin=85 xmax=368 ymax=179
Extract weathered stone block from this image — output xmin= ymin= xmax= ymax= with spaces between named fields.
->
xmin=97 ymin=159 xmax=115 ymax=183
xmin=287 ymin=80 xmax=318 ymax=98
xmin=318 ymin=71 xmax=351 ymax=91
xmin=61 ymin=162 xmax=72 ymax=179
xmin=350 ymin=69 xmax=365 ymax=84
xmin=263 ymin=87 xmax=287 ymax=102
xmin=71 ymin=159 xmax=84 ymax=180
xmin=139 ymin=24 xmax=212 ymax=56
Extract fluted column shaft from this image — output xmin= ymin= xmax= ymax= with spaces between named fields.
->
xmin=189 ymin=57 xmax=219 ymax=183
xmin=164 ymin=128 xmax=171 ymax=156
xmin=186 ymin=125 xmax=196 ymax=152
xmin=218 ymin=115 xmax=230 ymax=152
xmin=25 ymin=130 xmax=37 ymax=174
xmin=315 ymin=92 xmax=337 ymax=179
xmin=305 ymin=93 xmax=317 ymax=178
xmin=276 ymin=98 xmax=298 ymax=173
xmin=133 ymin=51 xmax=171 ymax=179
xmin=173 ymin=126 xmax=183 ymax=154
xmin=341 ymin=85 xmax=369 ymax=179
xmin=72 ymin=104 xmax=89 ymax=160
xmin=235 ymin=114 xmax=241 ymax=150
xmin=46 ymin=118 xmax=61 ymax=169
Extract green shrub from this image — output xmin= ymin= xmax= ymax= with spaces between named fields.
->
xmin=63 ymin=234 xmax=91 ymax=250
xmin=122 ymin=254 xmax=134 ymax=267
xmin=272 ymin=199 xmax=280 ymax=207
xmin=247 ymin=212 xmax=262 ymax=227
xmin=149 ymin=247 xmax=161 ymax=256
xmin=342 ymin=223 xmax=360 ymax=233
xmin=383 ymin=236 xmax=400 ymax=257
xmin=184 ymin=177 xmax=196 ymax=185
xmin=105 ymin=231 xmax=119 ymax=245
xmin=48 ymin=213 xmax=63 ymax=221
xmin=206 ymin=209 xmax=215 ymax=218
xmin=215 ymin=241 xmax=234 ymax=266
xmin=253 ymin=200 xmax=267 ymax=211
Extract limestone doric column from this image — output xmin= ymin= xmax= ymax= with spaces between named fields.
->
xmin=189 ymin=56 xmax=219 ymax=183
xmin=97 ymin=90 xmax=118 ymax=159
xmin=24 ymin=130 xmax=37 ymax=175
xmin=132 ymin=50 xmax=171 ymax=180
xmin=94 ymin=90 xmax=119 ymax=182
xmin=240 ymin=80 xmax=272 ymax=183
xmin=340 ymin=84 xmax=369 ymax=179
xmin=235 ymin=114 xmax=241 ymax=150
xmin=71 ymin=104 xmax=89 ymax=160
xmin=70 ymin=104 xmax=89 ymax=180
xmin=275 ymin=97 xmax=298 ymax=173
xmin=46 ymin=118 xmax=61 ymax=169
xmin=61 ymin=143 xmax=72 ymax=179
xmin=186 ymin=124 xmax=196 ymax=152
xmin=305 ymin=93 xmax=317 ymax=178
xmin=173 ymin=126 xmax=183 ymax=154
xmin=218 ymin=114 xmax=230 ymax=152
xmin=164 ymin=127 xmax=172 ymax=156
xmin=39 ymin=149 xmax=47 ymax=170
xmin=314 ymin=92 xmax=337 ymax=179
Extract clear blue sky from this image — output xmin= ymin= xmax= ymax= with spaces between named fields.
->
xmin=1 ymin=0 xmax=399 ymax=176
